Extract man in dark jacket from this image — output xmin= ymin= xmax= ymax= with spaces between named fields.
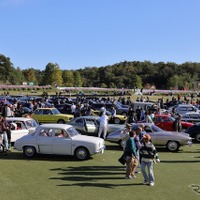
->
xmin=124 ymin=131 xmax=138 ymax=179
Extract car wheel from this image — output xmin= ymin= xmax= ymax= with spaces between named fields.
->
xmin=114 ymin=118 xmax=121 ymax=124
xmin=166 ymin=141 xmax=180 ymax=152
xmin=0 ymin=144 xmax=4 ymax=153
xmin=195 ymin=133 xmax=200 ymax=142
xmin=75 ymin=147 xmax=89 ymax=160
xmin=57 ymin=119 xmax=65 ymax=124
xmin=23 ymin=146 xmax=36 ymax=158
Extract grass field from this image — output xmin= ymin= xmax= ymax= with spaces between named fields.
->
xmin=0 ymin=141 xmax=200 ymax=200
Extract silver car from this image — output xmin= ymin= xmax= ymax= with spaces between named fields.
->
xmin=67 ymin=116 xmax=124 ymax=137
xmin=106 ymin=123 xmax=192 ymax=152
xmin=181 ymin=112 xmax=200 ymax=124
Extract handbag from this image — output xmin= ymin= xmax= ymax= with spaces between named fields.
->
xmin=118 ymin=153 xmax=126 ymax=165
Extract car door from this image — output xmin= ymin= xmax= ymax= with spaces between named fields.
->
xmin=51 ymin=128 xmax=72 ymax=155
xmin=42 ymin=109 xmax=54 ymax=123
xmin=84 ymin=118 xmax=98 ymax=136
xmin=11 ymin=125 xmax=29 ymax=142
xmin=37 ymin=128 xmax=53 ymax=154
xmin=33 ymin=109 xmax=44 ymax=123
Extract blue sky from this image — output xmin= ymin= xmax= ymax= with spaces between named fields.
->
xmin=1 ymin=0 xmax=200 ymax=70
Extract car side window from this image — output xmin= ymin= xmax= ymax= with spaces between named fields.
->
xmin=39 ymin=129 xmax=52 ymax=137
xmin=34 ymin=109 xmax=43 ymax=115
xmin=43 ymin=110 xmax=51 ymax=115
xmin=75 ymin=118 xmax=84 ymax=125
xmin=55 ymin=129 xmax=68 ymax=137
xmin=144 ymin=126 xmax=152 ymax=133
xmin=85 ymin=119 xmax=95 ymax=125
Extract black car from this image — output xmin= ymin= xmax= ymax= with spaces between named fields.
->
xmin=185 ymin=123 xmax=200 ymax=142
xmin=55 ymin=103 xmax=72 ymax=114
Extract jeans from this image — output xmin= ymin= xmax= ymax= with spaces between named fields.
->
xmin=2 ymin=131 xmax=9 ymax=150
xmin=141 ymin=160 xmax=155 ymax=183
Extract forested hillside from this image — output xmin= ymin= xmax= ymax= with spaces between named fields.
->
xmin=1 ymin=54 xmax=200 ymax=90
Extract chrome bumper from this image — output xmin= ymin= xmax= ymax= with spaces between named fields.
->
xmin=95 ymin=145 xmax=106 ymax=154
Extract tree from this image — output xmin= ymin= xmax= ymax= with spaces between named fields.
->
xmin=62 ymin=70 xmax=74 ymax=86
xmin=74 ymin=71 xmax=82 ymax=87
xmin=42 ymin=63 xmax=63 ymax=86
xmin=23 ymin=68 xmax=37 ymax=85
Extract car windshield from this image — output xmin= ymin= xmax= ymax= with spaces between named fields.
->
xmin=66 ymin=127 xmax=80 ymax=137
xmin=51 ymin=108 xmax=61 ymax=114
xmin=25 ymin=119 xmax=38 ymax=129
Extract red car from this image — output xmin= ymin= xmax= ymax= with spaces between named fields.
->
xmin=154 ymin=114 xmax=193 ymax=131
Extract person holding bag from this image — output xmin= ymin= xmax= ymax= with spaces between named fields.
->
xmin=124 ymin=130 xmax=138 ymax=179
xmin=139 ymin=134 xmax=160 ymax=186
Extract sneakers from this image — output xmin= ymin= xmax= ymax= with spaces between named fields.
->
xmin=149 ymin=182 xmax=155 ymax=186
xmin=143 ymin=181 xmax=149 ymax=185
xmin=125 ymin=175 xmax=136 ymax=180
xmin=135 ymin=171 xmax=141 ymax=174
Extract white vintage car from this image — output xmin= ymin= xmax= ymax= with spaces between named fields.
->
xmin=14 ymin=123 xmax=105 ymax=160
xmin=7 ymin=117 xmax=39 ymax=143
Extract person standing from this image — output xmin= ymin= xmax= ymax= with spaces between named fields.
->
xmin=110 ymin=105 xmax=116 ymax=123
xmin=2 ymin=117 xmax=10 ymax=154
xmin=98 ymin=111 xmax=108 ymax=139
xmin=140 ymin=134 xmax=160 ymax=186
xmin=124 ymin=130 xmax=138 ymax=179
xmin=174 ymin=114 xmax=182 ymax=132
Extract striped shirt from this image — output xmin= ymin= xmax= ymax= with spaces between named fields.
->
xmin=140 ymin=142 xmax=159 ymax=162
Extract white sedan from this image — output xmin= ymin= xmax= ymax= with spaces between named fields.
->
xmin=14 ymin=123 xmax=105 ymax=160
xmin=7 ymin=117 xmax=39 ymax=143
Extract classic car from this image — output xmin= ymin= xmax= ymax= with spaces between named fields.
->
xmin=55 ymin=103 xmax=72 ymax=114
xmin=92 ymin=109 xmax=127 ymax=124
xmin=7 ymin=117 xmax=39 ymax=143
xmin=67 ymin=116 xmax=124 ymax=137
xmin=32 ymin=108 xmax=74 ymax=124
xmin=153 ymin=114 xmax=193 ymax=131
xmin=181 ymin=112 xmax=200 ymax=124
xmin=185 ymin=123 xmax=200 ymax=142
xmin=106 ymin=123 xmax=192 ymax=152
xmin=169 ymin=104 xmax=199 ymax=115
xmin=14 ymin=123 xmax=105 ymax=160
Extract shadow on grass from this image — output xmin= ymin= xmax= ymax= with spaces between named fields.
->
xmin=0 ymin=151 xmax=91 ymax=162
xmin=161 ymin=160 xmax=200 ymax=163
xmin=49 ymin=165 xmax=144 ymax=188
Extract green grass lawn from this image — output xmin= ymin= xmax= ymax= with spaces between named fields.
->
xmin=0 ymin=142 xmax=200 ymax=200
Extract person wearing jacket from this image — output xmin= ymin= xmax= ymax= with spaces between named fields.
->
xmin=124 ymin=130 xmax=138 ymax=179
xmin=140 ymin=134 xmax=160 ymax=186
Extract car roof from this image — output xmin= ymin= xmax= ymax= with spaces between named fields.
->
xmin=177 ymin=104 xmax=194 ymax=107
xmin=7 ymin=117 xmax=36 ymax=122
xmin=39 ymin=123 xmax=72 ymax=129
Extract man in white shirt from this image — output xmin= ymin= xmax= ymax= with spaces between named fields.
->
xmin=98 ymin=111 xmax=108 ymax=139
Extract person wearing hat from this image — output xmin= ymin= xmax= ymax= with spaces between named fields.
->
xmin=140 ymin=134 xmax=160 ymax=186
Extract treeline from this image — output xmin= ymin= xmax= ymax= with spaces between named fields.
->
xmin=1 ymin=54 xmax=200 ymax=90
